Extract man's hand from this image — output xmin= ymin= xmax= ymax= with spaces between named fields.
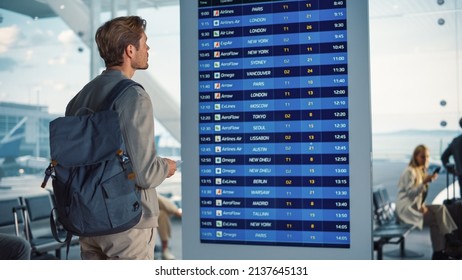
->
xmin=165 ymin=158 xmax=177 ymax=178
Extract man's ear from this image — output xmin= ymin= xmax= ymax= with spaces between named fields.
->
xmin=125 ymin=44 xmax=135 ymax=58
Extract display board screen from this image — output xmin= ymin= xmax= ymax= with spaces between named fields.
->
xmin=198 ymin=0 xmax=350 ymax=248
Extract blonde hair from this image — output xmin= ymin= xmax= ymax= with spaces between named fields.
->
xmin=409 ymin=144 xmax=428 ymax=168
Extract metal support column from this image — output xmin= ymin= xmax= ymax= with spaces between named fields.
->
xmin=127 ymin=0 xmax=138 ymax=15
xmin=90 ymin=0 xmax=103 ymax=78
xmin=111 ymin=0 xmax=119 ymax=18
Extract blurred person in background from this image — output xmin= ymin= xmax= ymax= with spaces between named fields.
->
xmin=157 ymin=195 xmax=182 ymax=260
xmin=396 ymin=144 xmax=462 ymax=260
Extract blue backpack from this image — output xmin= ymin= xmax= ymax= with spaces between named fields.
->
xmin=41 ymin=79 xmax=143 ymax=243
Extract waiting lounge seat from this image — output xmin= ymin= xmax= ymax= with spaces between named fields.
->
xmin=0 ymin=197 xmax=26 ymax=237
xmin=21 ymin=193 xmax=79 ymax=259
xmin=21 ymin=194 xmax=67 ymax=258
xmin=373 ymin=186 xmax=417 ymax=260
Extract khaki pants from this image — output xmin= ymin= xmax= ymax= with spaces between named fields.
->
xmin=80 ymin=227 xmax=156 ymax=260
xmin=157 ymin=195 xmax=179 ymax=242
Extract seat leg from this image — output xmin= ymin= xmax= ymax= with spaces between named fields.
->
xmin=400 ymin=238 xmax=405 ymax=257
xmin=375 ymin=240 xmax=384 ymax=260
xmin=55 ymin=248 xmax=61 ymax=259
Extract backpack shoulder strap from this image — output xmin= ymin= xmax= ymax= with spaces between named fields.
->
xmin=98 ymin=79 xmax=144 ymax=111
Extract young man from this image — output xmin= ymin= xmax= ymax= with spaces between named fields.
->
xmin=66 ymin=16 xmax=177 ymax=260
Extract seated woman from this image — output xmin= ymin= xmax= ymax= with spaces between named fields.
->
xmin=396 ymin=144 xmax=461 ymax=260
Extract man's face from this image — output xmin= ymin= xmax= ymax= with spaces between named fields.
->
xmin=132 ymin=32 xmax=150 ymax=70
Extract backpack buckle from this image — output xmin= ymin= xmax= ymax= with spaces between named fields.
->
xmin=116 ymin=149 xmax=130 ymax=165
xmin=41 ymin=162 xmax=56 ymax=188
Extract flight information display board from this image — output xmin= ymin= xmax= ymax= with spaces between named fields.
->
xmin=198 ymin=0 xmax=350 ymax=248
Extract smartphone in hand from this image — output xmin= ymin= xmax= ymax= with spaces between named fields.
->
xmin=432 ymin=166 xmax=441 ymax=175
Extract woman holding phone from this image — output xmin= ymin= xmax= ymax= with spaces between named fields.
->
xmin=396 ymin=144 xmax=461 ymax=259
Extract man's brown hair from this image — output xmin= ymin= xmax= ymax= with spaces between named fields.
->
xmin=95 ymin=16 xmax=147 ymax=67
